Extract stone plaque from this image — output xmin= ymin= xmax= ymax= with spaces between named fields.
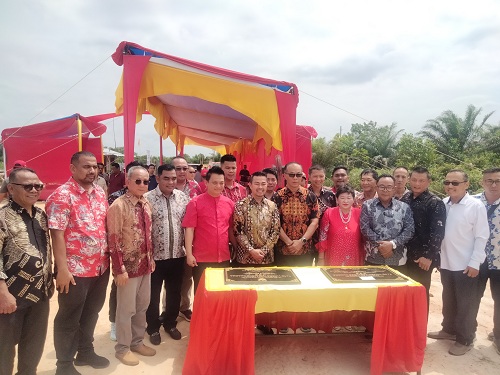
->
xmin=224 ymin=268 xmax=301 ymax=285
xmin=320 ymin=267 xmax=407 ymax=283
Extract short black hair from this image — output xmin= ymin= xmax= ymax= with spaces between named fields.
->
xmin=309 ymin=164 xmax=325 ymax=175
xmin=447 ymin=169 xmax=469 ymax=181
xmin=206 ymin=166 xmax=225 ymax=181
xmin=220 ymin=154 xmax=237 ymax=164
xmin=249 ymin=171 xmax=266 ymax=183
xmin=410 ymin=166 xmax=431 ymax=180
xmin=482 ymin=167 xmax=500 ymax=175
xmin=9 ymin=167 xmax=38 ymax=183
xmin=377 ymin=174 xmax=395 ymax=183
xmin=393 ymin=166 xmax=409 ymax=174
xmin=97 ymin=162 xmax=104 ymax=167
xmin=360 ymin=168 xmax=378 ymax=180
xmin=262 ymin=167 xmax=278 ymax=180
xmin=335 ymin=184 xmax=355 ymax=199
xmin=332 ymin=165 xmax=349 ymax=176
xmin=71 ymin=151 xmax=95 ymax=165
xmin=148 ymin=164 xmax=155 ymax=168
xmin=111 ymin=162 xmax=120 ymax=169
xmin=157 ymin=164 xmax=175 ymax=175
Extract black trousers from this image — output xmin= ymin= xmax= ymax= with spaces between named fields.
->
xmin=192 ymin=261 xmax=231 ymax=293
xmin=146 ymin=257 xmax=185 ymax=333
xmin=275 ymin=252 xmax=313 ymax=267
xmin=440 ymin=269 xmax=479 ymax=345
xmin=0 ymin=299 xmax=50 ymax=375
xmin=54 ymin=268 xmax=109 ymax=369
xmin=109 ymin=280 xmax=117 ymax=323
xmin=476 ymin=263 xmax=500 ymax=339
xmin=405 ymin=260 xmax=434 ymax=317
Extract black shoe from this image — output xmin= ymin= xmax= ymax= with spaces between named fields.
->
xmin=257 ymin=324 xmax=274 ymax=335
xmin=55 ymin=363 xmax=82 ymax=375
xmin=74 ymin=352 xmax=110 ymax=369
xmin=179 ymin=309 xmax=192 ymax=322
xmin=166 ymin=327 xmax=182 ymax=340
xmin=158 ymin=311 xmax=166 ymax=323
xmin=150 ymin=331 xmax=161 ymax=345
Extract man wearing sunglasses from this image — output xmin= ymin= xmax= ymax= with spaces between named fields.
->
xmin=428 ymin=169 xmax=489 ymax=356
xmin=472 ymin=168 xmax=500 ymax=354
xmin=107 ymin=166 xmax=156 ymax=365
xmin=0 ymin=168 xmax=53 ymax=375
xmin=0 ymin=159 xmax=28 ymax=202
xmin=46 ymin=151 xmax=110 ymax=374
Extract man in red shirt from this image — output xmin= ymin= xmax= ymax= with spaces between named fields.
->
xmin=46 ymin=151 xmax=110 ymax=375
xmin=108 ymin=162 xmax=125 ymax=195
xmin=183 ymin=167 xmax=235 ymax=291
xmin=220 ymin=154 xmax=247 ymax=202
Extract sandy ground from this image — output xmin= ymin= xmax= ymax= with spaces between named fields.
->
xmin=20 ymin=269 xmax=497 ymax=375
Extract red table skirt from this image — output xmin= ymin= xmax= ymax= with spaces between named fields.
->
xmin=183 ymin=275 xmax=427 ymax=375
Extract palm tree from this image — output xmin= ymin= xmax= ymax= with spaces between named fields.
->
xmin=419 ymin=105 xmax=495 ymax=162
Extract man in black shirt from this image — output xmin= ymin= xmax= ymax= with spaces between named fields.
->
xmin=401 ymin=166 xmax=446 ymax=315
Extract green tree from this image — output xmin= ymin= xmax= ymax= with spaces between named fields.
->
xmin=392 ymin=133 xmax=442 ymax=169
xmin=419 ymin=104 xmax=495 ymax=162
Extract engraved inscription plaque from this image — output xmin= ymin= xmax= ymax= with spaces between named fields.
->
xmin=321 ymin=267 xmax=407 ymax=283
xmin=224 ymin=268 xmax=301 ymax=285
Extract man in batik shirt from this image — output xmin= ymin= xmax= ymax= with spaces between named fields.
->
xmin=46 ymin=151 xmax=110 ymax=375
xmin=274 ymin=162 xmax=320 ymax=266
xmin=107 ymin=166 xmax=156 ymax=366
xmin=0 ymin=167 xmax=53 ymax=375
xmin=233 ymin=171 xmax=280 ymax=266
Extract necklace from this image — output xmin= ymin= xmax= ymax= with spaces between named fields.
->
xmin=339 ymin=208 xmax=352 ymax=229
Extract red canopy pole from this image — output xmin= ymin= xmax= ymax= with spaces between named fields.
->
xmin=159 ymin=135 xmax=163 ymax=165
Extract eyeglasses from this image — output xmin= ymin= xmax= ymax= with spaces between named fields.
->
xmin=443 ymin=181 xmax=467 ymax=186
xmin=10 ymin=183 xmax=44 ymax=191
xmin=286 ymin=173 xmax=302 ymax=178
xmin=175 ymin=167 xmax=189 ymax=171
xmin=134 ymin=179 xmax=149 ymax=186
xmin=484 ymin=179 xmax=500 ymax=186
xmin=377 ymin=186 xmax=394 ymax=191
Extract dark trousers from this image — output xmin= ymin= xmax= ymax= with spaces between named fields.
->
xmin=476 ymin=263 xmax=500 ymax=339
xmin=0 ymin=299 xmax=50 ymax=375
xmin=109 ymin=280 xmax=117 ymax=323
xmin=231 ymin=261 xmax=275 ymax=267
xmin=146 ymin=257 xmax=185 ymax=333
xmin=54 ymin=268 xmax=109 ymax=369
xmin=365 ymin=260 xmax=408 ymax=275
xmin=192 ymin=261 xmax=231 ymax=293
xmin=275 ymin=252 xmax=314 ymax=267
xmin=405 ymin=260 xmax=434 ymax=316
xmin=440 ymin=269 xmax=478 ymax=345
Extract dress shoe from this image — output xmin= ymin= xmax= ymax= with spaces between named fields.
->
xmin=448 ymin=342 xmax=472 ymax=356
xmin=166 ymin=327 xmax=182 ymax=340
xmin=55 ymin=364 xmax=81 ymax=375
xmin=74 ymin=351 xmax=110 ymax=369
xmin=115 ymin=351 xmax=139 ymax=366
xmin=150 ymin=331 xmax=161 ymax=345
xmin=427 ymin=330 xmax=456 ymax=340
xmin=131 ymin=344 xmax=156 ymax=356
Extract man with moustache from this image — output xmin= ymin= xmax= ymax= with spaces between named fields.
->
xmin=428 ymin=170 xmax=489 ymax=356
xmin=0 ymin=168 xmax=53 ymax=375
xmin=107 ymin=166 xmax=156 ymax=365
xmin=331 ymin=166 xmax=351 ymax=194
xmin=46 ymin=151 xmax=110 ymax=375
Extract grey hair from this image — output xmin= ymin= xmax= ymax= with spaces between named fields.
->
xmin=127 ymin=166 xmax=148 ymax=179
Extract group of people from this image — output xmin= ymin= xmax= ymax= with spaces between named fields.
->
xmin=1 ymin=152 xmax=500 ymax=375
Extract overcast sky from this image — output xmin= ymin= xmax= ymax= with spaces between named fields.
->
xmin=1 ymin=0 xmax=499 ymax=158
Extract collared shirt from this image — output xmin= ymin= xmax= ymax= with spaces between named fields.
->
xmin=0 ymin=201 xmax=53 ymax=307
xmin=46 ymin=177 xmax=109 ymax=277
xmin=394 ymin=188 xmax=410 ymax=200
xmin=96 ymin=176 xmax=107 ymax=195
xmin=177 ymin=180 xmax=202 ymax=199
xmin=148 ymin=175 xmax=158 ymax=191
xmin=107 ymin=193 xmax=153 ymax=277
xmin=273 ymin=186 xmax=320 ymax=255
xmin=145 ymin=187 xmax=190 ymax=260
xmin=401 ymin=190 xmax=446 ymax=262
xmin=354 ymin=191 xmax=378 ymax=208
xmin=474 ymin=192 xmax=500 ymax=269
xmin=108 ymin=171 xmax=125 ymax=195
xmin=360 ymin=198 xmax=415 ymax=266
xmin=308 ymin=186 xmax=336 ymax=217
xmin=182 ymin=193 xmax=235 ymax=263
xmin=233 ymin=196 xmax=280 ymax=264
xmin=441 ymin=193 xmax=489 ymax=271
xmin=222 ymin=181 xmax=247 ymax=203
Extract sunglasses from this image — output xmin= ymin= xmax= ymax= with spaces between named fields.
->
xmin=134 ymin=179 xmax=149 ymax=186
xmin=443 ymin=181 xmax=467 ymax=186
xmin=175 ymin=167 xmax=189 ymax=171
xmin=10 ymin=183 xmax=44 ymax=191
xmin=286 ymin=173 xmax=302 ymax=178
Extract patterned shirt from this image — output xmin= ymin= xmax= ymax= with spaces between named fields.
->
xmin=354 ymin=191 xmax=378 ymax=208
xmin=182 ymin=193 xmax=235 ymax=263
xmin=108 ymin=187 xmax=127 ymax=205
xmin=233 ymin=196 xmax=280 ymax=264
xmin=360 ymin=198 xmax=415 ymax=266
xmin=0 ymin=201 xmax=53 ymax=308
xmin=401 ymin=190 xmax=446 ymax=262
xmin=473 ymin=192 xmax=500 ymax=269
xmin=46 ymin=178 xmax=109 ymax=277
xmin=222 ymin=181 xmax=247 ymax=203
xmin=273 ymin=186 xmax=320 ymax=255
xmin=177 ymin=180 xmax=202 ymax=199
xmin=145 ymin=187 xmax=190 ymax=260
xmin=107 ymin=193 xmax=154 ymax=277
xmin=308 ymin=186 xmax=336 ymax=216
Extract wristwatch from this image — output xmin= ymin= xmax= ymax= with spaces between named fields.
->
xmin=390 ymin=241 xmax=396 ymax=249
xmin=301 ymin=237 xmax=307 ymax=244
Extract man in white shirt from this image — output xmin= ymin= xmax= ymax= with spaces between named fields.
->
xmin=428 ymin=169 xmax=489 ymax=356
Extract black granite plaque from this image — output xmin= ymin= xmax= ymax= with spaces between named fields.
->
xmin=320 ymin=267 xmax=407 ymax=283
xmin=224 ymin=268 xmax=301 ymax=285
